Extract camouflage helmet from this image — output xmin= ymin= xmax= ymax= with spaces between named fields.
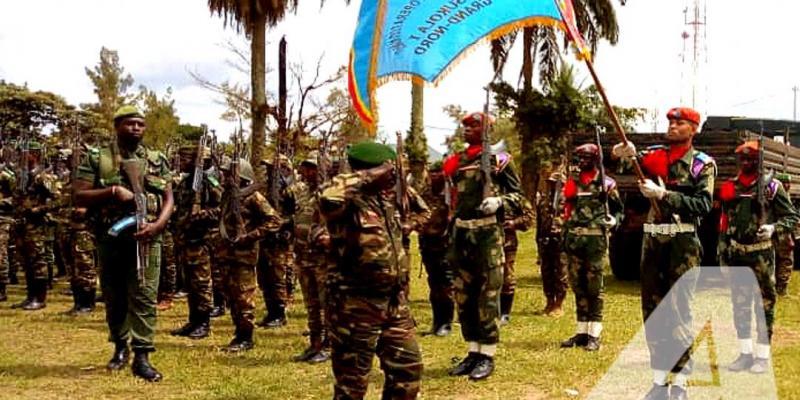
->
xmin=220 ymin=157 xmax=254 ymax=183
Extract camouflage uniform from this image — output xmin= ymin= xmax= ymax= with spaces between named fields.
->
xmin=320 ymin=171 xmax=422 ymax=400
xmin=158 ymin=226 xmax=176 ymax=303
xmin=500 ymin=195 xmax=534 ymax=321
xmin=0 ymin=166 xmax=15 ymax=301
xmin=217 ymin=166 xmax=282 ymax=348
xmin=418 ymin=175 xmax=454 ymax=333
xmin=719 ymin=175 xmax=798 ymax=347
xmin=444 ymin=148 xmax=523 ymax=348
xmin=561 ymin=168 xmax=622 ymax=343
xmin=535 ymin=175 xmax=568 ymax=315
xmin=172 ymin=166 xmax=223 ymax=333
xmin=76 ymin=143 xmax=171 ymax=354
xmin=69 ymin=208 xmax=98 ymax=311
xmin=632 ymin=144 xmax=716 ymax=375
xmin=773 ymin=174 xmax=795 ymax=295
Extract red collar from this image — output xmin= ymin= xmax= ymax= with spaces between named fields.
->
xmin=579 ymin=169 xmax=597 ymax=185
xmin=466 ymin=144 xmax=482 ymax=160
xmin=737 ymin=172 xmax=758 ymax=187
xmin=668 ymin=144 xmax=690 ymax=165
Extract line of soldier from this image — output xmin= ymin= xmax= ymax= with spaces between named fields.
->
xmin=3 ymin=105 xmax=798 ymax=400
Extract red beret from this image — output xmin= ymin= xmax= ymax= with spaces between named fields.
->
xmin=735 ymin=140 xmax=759 ymax=156
xmin=666 ymin=107 xmax=701 ymax=125
xmin=462 ymin=112 xmax=495 ymax=126
xmin=575 ymin=143 xmax=599 ymax=157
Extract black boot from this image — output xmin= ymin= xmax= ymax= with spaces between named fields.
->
xmin=585 ymin=335 xmax=601 ymax=352
xmin=499 ymin=293 xmax=514 ymax=326
xmin=11 ymin=280 xmax=33 ymax=309
xmin=171 ymin=310 xmax=197 ymax=337
xmin=187 ymin=312 xmax=211 ymax=340
xmin=469 ymin=354 xmax=495 ymax=381
xmin=560 ymin=333 xmax=589 ymax=348
xmin=66 ymin=284 xmax=82 ymax=316
xmin=22 ymin=280 xmax=46 ymax=311
xmin=106 ymin=342 xmax=130 ymax=371
xmin=224 ymin=328 xmax=254 ymax=353
xmin=260 ymin=304 xmax=287 ymax=329
xmin=209 ymin=291 xmax=226 ymax=318
xmin=0 ymin=283 xmax=6 ymax=302
xmin=131 ymin=351 xmax=163 ymax=382
xmin=449 ymin=352 xmax=480 ymax=376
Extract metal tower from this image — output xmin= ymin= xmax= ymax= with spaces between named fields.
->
xmin=680 ymin=0 xmax=707 ymax=111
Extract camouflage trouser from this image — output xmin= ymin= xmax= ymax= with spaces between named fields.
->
xmin=449 ymin=223 xmax=504 ymax=345
xmin=0 ymin=220 xmax=10 ymax=285
xmin=420 ymin=239 xmax=454 ymax=328
xmin=536 ymin=235 xmax=569 ymax=304
xmin=296 ymin=244 xmax=328 ymax=343
xmin=774 ymin=232 xmax=794 ymax=294
xmin=97 ymin=235 xmax=162 ymax=352
xmin=502 ymin=228 xmax=518 ymax=296
xmin=20 ymin=224 xmax=51 ymax=283
xmin=71 ymin=228 xmax=97 ymax=291
xmin=328 ymin=293 xmax=422 ymax=400
xmin=8 ymin=221 xmax=22 ymax=282
xmin=55 ymin=224 xmax=72 ymax=278
xmin=181 ymin=240 xmax=214 ymax=314
xmin=220 ymin=257 xmax=257 ymax=332
xmin=45 ymin=226 xmax=56 ymax=284
xmin=158 ymin=230 xmax=177 ymax=299
xmin=565 ymin=233 xmax=607 ymax=322
xmin=640 ymin=232 xmax=701 ymax=374
xmin=257 ymin=238 xmax=293 ymax=309
xmin=722 ymin=247 xmax=777 ymax=344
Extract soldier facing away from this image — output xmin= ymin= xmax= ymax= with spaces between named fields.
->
xmin=773 ymin=173 xmax=796 ymax=296
xmin=535 ymin=172 xmax=569 ymax=317
xmin=320 ymin=141 xmax=423 ymax=400
xmin=74 ymin=105 xmax=174 ymax=382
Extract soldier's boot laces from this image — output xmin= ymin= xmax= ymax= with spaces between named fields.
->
xmin=585 ymin=336 xmax=601 ymax=352
xmin=669 ymin=386 xmax=688 ymax=400
xmin=223 ymin=330 xmax=255 ymax=353
xmin=0 ymin=283 xmax=6 ymax=302
xmin=468 ymin=354 xmax=494 ymax=381
xmin=106 ymin=343 xmax=130 ymax=371
xmin=727 ymin=353 xmax=754 ymax=372
xmin=448 ymin=352 xmax=480 ymax=376
xmin=131 ymin=351 xmax=163 ymax=382
xmin=21 ymin=281 xmax=46 ymax=311
xmin=187 ymin=314 xmax=211 ymax=340
xmin=642 ymin=383 xmax=669 ymax=400
xmin=560 ymin=333 xmax=589 ymax=348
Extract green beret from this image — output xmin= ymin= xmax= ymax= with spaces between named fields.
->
xmin=775 ymin=173 xmax=792 ymax=183
xmin=429 ymin=160 xmax=443 ymax=171
xmin=347 ymin=141 xmax=396 ymax=170
xmin=113 ymin=105 xmax=144 ymax=122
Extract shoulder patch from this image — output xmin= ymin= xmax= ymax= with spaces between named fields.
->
xmin=768 ymin=179 xmax=780 ymax=200
xmin=603 ymin=176 xmax=617 ymax=191
xmin=494 ymin=152 xmax=511 ymax=171
xmin=691 ymin=151 xmax=716 ymax=179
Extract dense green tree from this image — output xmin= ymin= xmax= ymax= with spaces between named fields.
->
xmin=0 ymin=80 xmax=71 ymax=136
xmin=135 ymin=86 xmax=180 ymax=150
xmin=83 ymin=47 xmax=134 ymax=134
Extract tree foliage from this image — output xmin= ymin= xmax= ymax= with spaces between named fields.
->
xmin=83 ymin=47 xmax=134 ymax=134
xmin=0 ymin=80 xmax=71 ymax=136
xmin=135 ymin=86 xmax=180 ymax=150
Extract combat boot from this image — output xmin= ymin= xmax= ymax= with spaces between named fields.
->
xmin=11 ymin=282 xmax=33 ymax=309
xmin=106 ymin=342 xmax=130 ymax=371
xmin=171 ymin=310 xmax=198 ymax=337
xmin=643 ymin=384 xmax=669 ymax=400
xmin=224 ymin=329 xmax=255 ymax=353
xmin=434 ymin=323 xmax=452 ymax=337
xmin=585 ymin=336 xmax=601 ymax=352
xmin=499 ymin=293 xmax=514 ymax=326
xmin=0 ymin=283 xmax=6 ymax=302
xmin=209 ymin=291 xmax=226 ymax=318
xmin=65 ymin=284 xmax=80 ymax=315
xmin=131 ymin=351 xmax=163 ymax=382
xmin=22 ymin=281 xmax=46 ymax=311
xmin=560 ymin=333 xmax=589 ymax=348
xmin=449 ymin=352 xmax=479 ymax=376
xmin=187 ymin=313 xmax=211 ymax=340
xmin=727 ymin=353 xmax=754 ymax=372
xmin=669 ymin=386 xmax=688 ymax=400
xmin=260 ymin=304 xmax=287 ymax=328
xmin=468 ymin=354 xmax=495 ymax=381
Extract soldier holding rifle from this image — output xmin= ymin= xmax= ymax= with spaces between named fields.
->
xmin=74 ymin=105 xmax=174 ymax=382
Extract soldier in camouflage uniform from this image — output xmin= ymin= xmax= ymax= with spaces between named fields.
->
xmin=11 ymin=140 xmax=61 ymax=311
xmin=773 ymin=173 xmax=795 ymax=296
xmin=74 ymin=106 xmax=174 ymax=382
xmin=499 ymin=183 xmax=534 ymax=326
xmin=68 ymin=206 xmax=98 ymax=315
xmin=157 ymin=226 xmax=177 ymax=310
xmin=169 ymin=145 xmax=222 ymax=340
xmin=719 ymin=141 xmax=799 ymax=374
xmin=559 ymin=144 xmax=622 ymax=352
xmin=535 ymin=172 xmax=569 ymax=317
xmin=0 ymin=164 xmax=15 ymax=302
xmin=443 ymin=112 xmax=524 ymax=381
xmin=320 ymin=141 xmax=422 ymax=400
xmin=217 ymin=158 xmax=282 ymax=352
xmin=419 ymin=161 xmax=455 ymax=337
xmin=256 ymin=156 xmax=296 ymax=328
xmin=612 ymin=107 xmax=716 ymax=400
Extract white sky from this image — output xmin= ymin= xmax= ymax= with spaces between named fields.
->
xmin=1 ymin=0 xmax=798 ymax=151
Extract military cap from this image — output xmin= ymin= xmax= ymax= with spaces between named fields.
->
xmin=575 ymin=143 xmax=600 ymax=157
xmin=347 ymin=141 xmax=396 ymax=170
xmin=666 ymin=107 xmax=701 ymax=125
xmin=735 ymin=140 xmax=759 ymax=157
xmin=113 ymin=105 xmax=144 ymax=122
xmin=775 ymin=173 xmax=792 ymax=183
xmin=461 ymin=112 xmax=495 ymax=126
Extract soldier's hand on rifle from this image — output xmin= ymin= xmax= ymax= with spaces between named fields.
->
xmin=611 ymin=142 xmax=637 ymax=160
xmin=756 ymin=224 xmax=776 ymax=241
xmin=639 ymin=179 xmax=667 ymax=200
xmin=112 ymin=185 xmax=135 ymax=203
xmin=479 ymin=196 xmax=503 ymax=215
xmin=134 ymin=221 xmax=162 ymax=240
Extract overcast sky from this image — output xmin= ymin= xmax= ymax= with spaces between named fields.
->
xmin=1 ymin=0 xmax=798 ymax=151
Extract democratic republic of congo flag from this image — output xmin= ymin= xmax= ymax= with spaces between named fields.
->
xmin=347 ymin=0 xmax=591 ymax=131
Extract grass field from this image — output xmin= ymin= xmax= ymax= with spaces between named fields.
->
xmin=1 ymin=231 xmax=798 ymax=399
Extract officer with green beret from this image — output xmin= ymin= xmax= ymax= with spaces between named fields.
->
xmin=321 ymin=141 xmax=423 ymax=399
xmin=74 ymin=105 xmax=174 ymax=382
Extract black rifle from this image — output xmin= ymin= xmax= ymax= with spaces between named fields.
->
xmin=595 ymin=127 xmax=616 ymax=228
xmin=120 ymin=159 xmax=148 ymax=287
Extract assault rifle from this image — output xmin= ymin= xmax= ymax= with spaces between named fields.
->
xmin=596 ymin=127 xmax=616 ymax=228
xmin=756 ymin=121 xmax=774 ymax=225
xmin=222 ymin=121 xmax=248 ymax=243
xmin=121 ymin=159 xmax=148 ymax=287
xmin=192 ymin=126 xmax=210 ymax=214
xmin=17 ymin=130 xmax=30 ymax=195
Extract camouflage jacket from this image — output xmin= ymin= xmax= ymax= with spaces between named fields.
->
xmin=401 ymin=186 xmax=432 ymax=234
xmin=75 ymin=143 xmax=171 ymax=235
xmin=319 ymin=173 xmax=409 ymax=297
xmin=630 ymin=145 xmax=716 ymax=225
xmin=174 ymin=171 xmax=222 ymax=243
xmin=291 ymin=180 xmax=326 ymax=249
xmin=443 ymin=147 xmax=524 ymax=221
xmin=505 ymin=195 xmax=535 ymax=232
xmin=419 ymin=182 xmax=450 ymax=240
xmin=218 ymin=185 xmax=282 ymax=260
xmin=563 ymin=170 xmax=623 ymax=231
xmin=536 ymin=179 xmax=564 ymax=240
xmin=718 ymin=175 xmax=799 ymax=244
xmin=0 ymin=167 xmax=15 ymax=217
xmin=14 ymin=166 xmax=61 ymax=225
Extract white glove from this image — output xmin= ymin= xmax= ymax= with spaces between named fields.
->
xmin=639 ymin=179 xmax=667 ymax=200
xmin=756 ymin=224 xmax=776 ymax=241
xmin=611 ymin=142 xmax=637 ymax=159
xmin=479 ymin=197 xmax=503 ymax=215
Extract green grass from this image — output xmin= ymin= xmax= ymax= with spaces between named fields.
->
xmin=0 ymin=231 xmax=798 ymax=399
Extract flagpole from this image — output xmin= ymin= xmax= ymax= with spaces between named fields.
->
xmin=583 ymin=58 xmax=663 ymax=220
